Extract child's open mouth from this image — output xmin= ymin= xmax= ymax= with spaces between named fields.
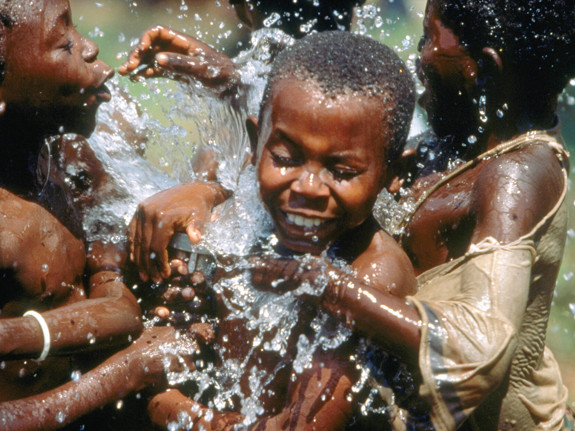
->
xmin=96 ymin=84 xmax=112 ymax=102
xmin=286 ymin=212 xmax=325 ymax=228
xmin=282 ymin=211 xmax=335 ymax=231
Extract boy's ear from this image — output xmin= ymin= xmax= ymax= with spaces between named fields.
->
xmin=386 ymin=147 xmax=416 ymax=194
xmin=477 ymin=47 xmax=503 ymax=85
xmin=481 ymin=47 xmax=503 ymax=72
xmin=246 ymin=115 xmax=259 ymax=165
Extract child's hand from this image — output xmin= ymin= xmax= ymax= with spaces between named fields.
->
xmin=128 ymin=181 xmax=228 ymax=283
xmin=148 ymin=389 xmax=243 ymax=431
xmin=119 ymin=25 xmax=239 ymax=90
xmin=149 ymin=270 xmax=215 ymax=325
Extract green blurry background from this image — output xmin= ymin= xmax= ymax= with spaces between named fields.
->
xmin=71 ymin=0 xmax=575 ymax=407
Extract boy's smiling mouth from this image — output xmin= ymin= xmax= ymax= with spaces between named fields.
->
xmin=285 ymin=212 xmax=326 ymax=228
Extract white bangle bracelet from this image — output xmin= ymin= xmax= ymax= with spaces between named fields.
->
xmin=23 ymin=310 xmax=51 ymax=361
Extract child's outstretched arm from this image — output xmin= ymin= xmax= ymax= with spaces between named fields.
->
xmin=0 ymin=325 xmax=206 ymax=431
xmin=119 ymin=25 xmax=239 ymax=92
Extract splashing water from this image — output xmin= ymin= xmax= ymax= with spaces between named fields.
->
xmin=71 ymin=0 xmax=575 ymax=425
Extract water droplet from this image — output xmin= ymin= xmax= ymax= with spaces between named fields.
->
xmin=71 ymin=370 xmax=82 ymax=382
xmin=467 ymin=135 xmax=477 ymax=144
xmin=56 ymin=411 xmax=66 ymax=423
xmin=263 ymin=12 xmax=281 ymax=27
xmin=87 ymin=333 xmax=96 ymax=344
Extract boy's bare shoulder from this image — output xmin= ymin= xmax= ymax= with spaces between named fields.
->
xmin=471 ymin=141 xmax=565 ymax=243
xmin=0 ymin=187 xmax=85 ymax=300
xmin=352 ymin=228 xmax=417 ymax=298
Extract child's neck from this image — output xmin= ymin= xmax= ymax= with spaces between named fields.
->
xmin=484 ymin=87 xmax=559 ymax=151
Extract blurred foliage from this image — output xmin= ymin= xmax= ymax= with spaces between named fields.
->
xmin=71 ymin=0 xmax=574 ymax=407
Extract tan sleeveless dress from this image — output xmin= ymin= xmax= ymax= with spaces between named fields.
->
xmin=402 ymin=130 xmax=570 ymax=430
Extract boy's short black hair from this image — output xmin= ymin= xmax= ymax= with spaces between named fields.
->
xmin=235 ymin=0 xmax=366 ymax=37
xmin=260 ymin=31 xmax=415 ymax=163
xmin=440 ymin=0 xmax=575 ymax=96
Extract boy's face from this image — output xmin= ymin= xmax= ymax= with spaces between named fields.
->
xmin=1 ymin=0 xmax=113 ymax=136
xmin=255 ymin=78 xmax=391 ymax=255
xmin=417 ymin=0 xmax=479 ymax=139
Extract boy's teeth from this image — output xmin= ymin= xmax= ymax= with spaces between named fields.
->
xmin=286 ymin=213 xmax=323 ymax=227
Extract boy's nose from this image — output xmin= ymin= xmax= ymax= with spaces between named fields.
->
xmin=82 ymin=38 xmax=99 ymax=62
xmin=291 ymin=170 xmax=330 ymax=198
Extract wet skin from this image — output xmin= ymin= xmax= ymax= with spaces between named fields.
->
xmin=135 ymin=1 xmax=570 ymax=428
xmin=1 ymin=0 xmax=113 ymax=137
xmin=148 ymin=77 xmax=417 ymax=430
xmin=254 ymin=78 xmax=390 ymax=255
xmin=406 ymin=0 xmax=566 ymax=274
xmin=0 ymin=0 xmax=143 ymax=409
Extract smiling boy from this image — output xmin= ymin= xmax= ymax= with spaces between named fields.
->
xmin=147 ymin=31 xmax=417 ymax=430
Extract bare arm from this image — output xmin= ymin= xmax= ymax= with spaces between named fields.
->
xmin=251 ymin=250 xmax=421 ymax=366
xmin=470 ymin=143 xmax=565 ymax=245
xmin=0 ymin=197 xmax=142 ymax=359
xmin=0 ymin=326 xmax=195 ymax=431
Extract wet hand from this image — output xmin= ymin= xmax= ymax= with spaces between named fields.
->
xmin=149 ymin=269 xmax=214 ymax=325
xmin=119 ymin=25 xmax=238 ymax=89
xmin=128 ymin=181 xmax=227 ymax=283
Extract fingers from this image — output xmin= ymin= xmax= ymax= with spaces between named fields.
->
xmin=130 ymin=201 xmax=174 ymax=283
xmin=128 ymin=183 xmax=223 ymax=283
xmin=119 ymin=25 xmax=176 ymax=76
xmin=186 ymin=223 xmax=202 ymax=245
xmin=250 ymin=257 xmax=302 ymax=292
xmin=155 ymin=52 xmax=208 ymax=76
xmin=188 ymin=322 xmax=216 ymax=345
xmin=119 ymin=25 xmax=217 ymax=81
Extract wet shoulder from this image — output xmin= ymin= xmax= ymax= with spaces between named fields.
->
xmin=471 ymin=141 xmax=565 ymax=243
xmin=0 ymin=188 xmax=86 ymax=304
xmin=352 ymin=228 xmax=417 ymax=298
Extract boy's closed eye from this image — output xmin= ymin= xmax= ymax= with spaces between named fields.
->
xmin=268 ymin=140 xmax=302 ymax=168
xmin=63 ymin=40 xmax=74 ymax=53
xmin=328 ymin=163 xmax=361 ymax=181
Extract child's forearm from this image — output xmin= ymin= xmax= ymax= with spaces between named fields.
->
xmin=0 ymin=327 xmax=170 ymax=431
xmin=0 ymin=275 xmax=141 ymax=359
xmin=0 ymin=360 xmax=135 ymax=430
xmin=323 ymin=271 xmax=421 ymax=364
